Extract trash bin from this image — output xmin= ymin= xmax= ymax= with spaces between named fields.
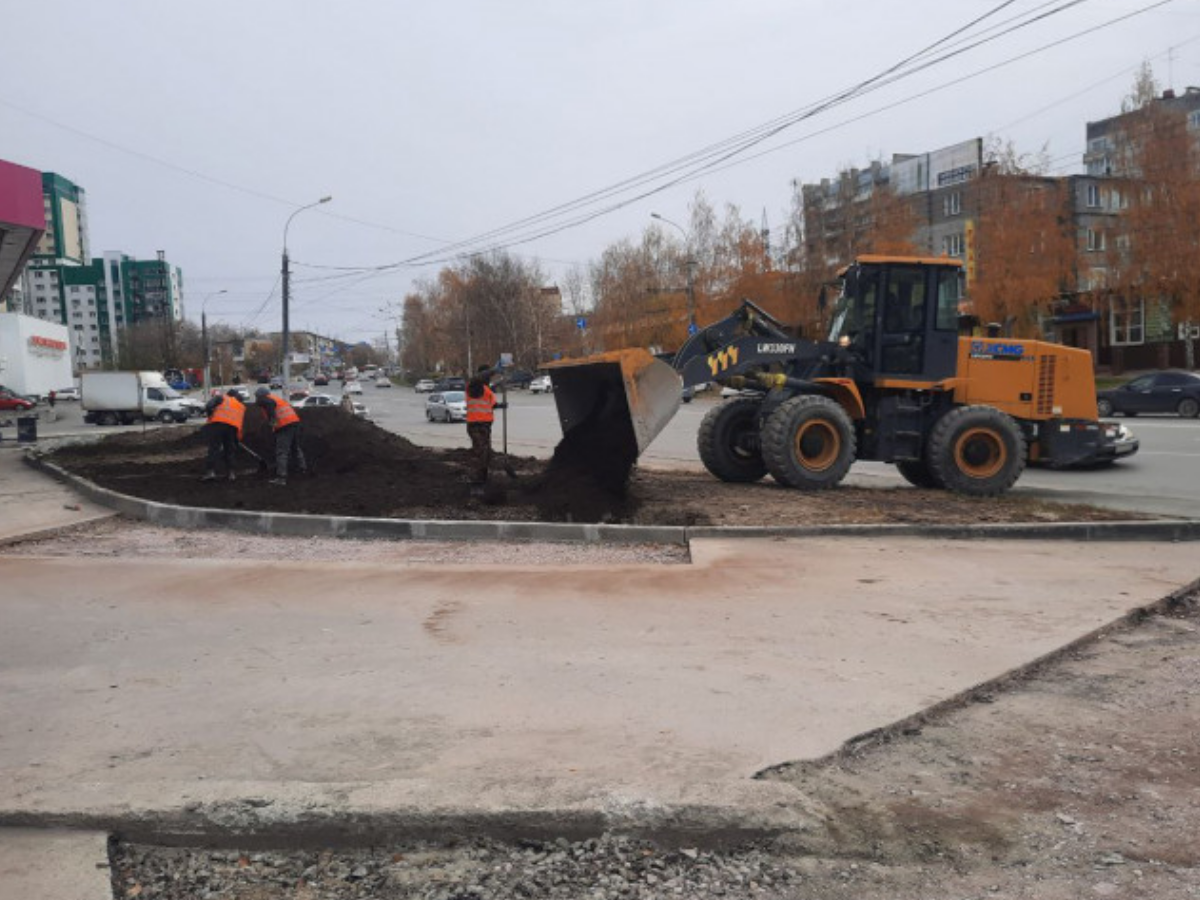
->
xmin=16 ymin=416 xmax=37 ymax=443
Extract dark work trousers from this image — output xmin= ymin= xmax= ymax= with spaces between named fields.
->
xmin=206 ymin=423 xmax=239 ymax=475
xmin=274 ymin=423 xmax=307 ymax=479
xmin=467 ymin=421 xmax=493 ymax=485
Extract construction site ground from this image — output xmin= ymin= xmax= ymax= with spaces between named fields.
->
xmin=41 ymin=407 xmax=1141 ymax=526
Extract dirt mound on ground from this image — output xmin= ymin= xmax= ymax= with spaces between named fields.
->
xmin=45 ymin=407 xmax=1139 ymax=527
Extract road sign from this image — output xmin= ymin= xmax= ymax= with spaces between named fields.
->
xmin=576 ymin=317 xmax=587 ymax=330
xmin=687 ymin=322 xmax=699 ymax=335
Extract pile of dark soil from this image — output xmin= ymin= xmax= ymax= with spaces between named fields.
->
xmin=46 ymin=407 xmax=1141 ymax=527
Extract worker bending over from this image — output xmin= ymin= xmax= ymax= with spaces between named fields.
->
xmin=255 ymin=386 xmax=307 ymax=486
xmin=465 ymin=365 xmax=506 ymax=494
xmin=202 ymin=389 xmax=245 ymax=482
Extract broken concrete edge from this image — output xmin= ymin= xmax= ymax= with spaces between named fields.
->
xmin=0 ymin=781 xmax=815 ymax=852
xmin=754 ymin=575 xmax=1200 ymax=782
xmin=23 ymin=450 xmax=1200 ymax=546
xmin=0 ymin=513 xmax=116 ymax=549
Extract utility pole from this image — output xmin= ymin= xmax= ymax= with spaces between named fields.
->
xmin=201 ymin=289 xmax=226 ymax=394
xmin=280 ymin=196 xmax=331 ymax=390
xmin=651 ymin=212 xmax=697 ymax=334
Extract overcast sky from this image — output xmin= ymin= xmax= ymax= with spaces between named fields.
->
xmin=3 ymin=0 xmax=1197 ymax=346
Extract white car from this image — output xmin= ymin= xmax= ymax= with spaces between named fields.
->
xmin=425 ymin=391 xmax=467 ymax=422
xmin=51 ymin=386 xmax=80 ymax=401
xmin=374 ymin=377 xmax=392 ymax=388
xmin=529 ymin=374 xmax=553 ymax=394
xmin=414 ymin=379 xmax=436 ymax=393
xmin=342 ymin=381 xmax=364 ymax=395
xmin=295 ymin=393 xmax=337 ymax=409
xmin=351 ymin=400 xmax=371 ymax=420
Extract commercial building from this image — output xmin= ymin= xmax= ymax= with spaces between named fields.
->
xmin=2 ymin=164 xmax=185 ymax=374
xmin=0 ymin=160 xmax=46 ymax=306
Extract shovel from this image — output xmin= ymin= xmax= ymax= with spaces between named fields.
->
xmin=499 ymin=378 xmax=517 ymax=479
xmin=238 ymin=441 xmax=271 ymax=474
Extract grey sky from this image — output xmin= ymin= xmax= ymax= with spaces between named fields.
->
xmin=3 ymin=0 xmax=1196 ymax=347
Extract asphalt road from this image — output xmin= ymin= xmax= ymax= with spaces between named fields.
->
xmin=14 ymin=385 xmax=1200 ymax=517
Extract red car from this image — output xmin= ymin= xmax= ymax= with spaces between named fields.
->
xmin=0 ymin=390 xmax=35 ymax=412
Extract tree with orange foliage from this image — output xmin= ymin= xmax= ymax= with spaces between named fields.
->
xmin=1106 ymin=99 xmax=1200 ymax=367
xmin=968 ymin=173 xmax=1074 ymax=336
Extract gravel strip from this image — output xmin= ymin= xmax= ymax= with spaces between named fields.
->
xmin=1 ymin=518 xmax=689 ymax=565
xmin=111 ymin=835 xmax=802 ymax=899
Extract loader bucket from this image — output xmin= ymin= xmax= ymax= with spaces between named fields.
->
xmin=545 ymin=349 xmax=682 ymax=459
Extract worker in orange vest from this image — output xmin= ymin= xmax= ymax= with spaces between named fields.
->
xmin=464 ymin=365 xmax=507 ymax=494
xmin=255 ymin=386 xmax=308 ymax=485
xmin=201 ymin=389 xmax=246 ymax=482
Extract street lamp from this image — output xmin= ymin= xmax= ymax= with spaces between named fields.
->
xmin=201 ymin=289 xmax=227 ymax=394
xmin=651 ymin=212 xmax=697 ymax=333
xmin=281 ymin=195 xmax=332 ymax=390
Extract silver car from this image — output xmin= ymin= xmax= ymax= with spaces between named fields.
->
xmin=425 ymin=391 xmax=467 ymax=422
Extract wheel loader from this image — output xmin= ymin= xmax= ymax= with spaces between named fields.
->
xmin=544 ymin=255 xmax=1133 ymax=497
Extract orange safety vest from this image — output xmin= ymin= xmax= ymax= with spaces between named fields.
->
xmin=208 ymin=395 xmax=246 ymax=439
xmin=466 ymin=385 xmax=496 ymax=424
xmin=266 ymin=397 xmax=301 ymax=431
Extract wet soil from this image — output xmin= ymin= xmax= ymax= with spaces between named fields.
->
xmin=46 ymin=407 xmax=1139 ymax=526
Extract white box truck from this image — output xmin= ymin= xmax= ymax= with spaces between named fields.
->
xmin=81 ymin=371 xmax=199 ymax=426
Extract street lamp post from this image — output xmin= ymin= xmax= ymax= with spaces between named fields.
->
xmin=201 ymin=289 xmax=227 ymax=395
xmin=651 ymin=212 xmax=697 ymax=333
xmin=281 ymin=195 xmax=332 ymax=391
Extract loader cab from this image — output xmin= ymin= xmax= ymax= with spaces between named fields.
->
xmin=829 ymin=257 xmax=963 ymax=383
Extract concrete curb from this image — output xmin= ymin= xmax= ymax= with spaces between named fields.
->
xmin=23 ymin=451 xmax=1200 ymax=546
xmin=0 ymin=780 xmax=813 ymax=851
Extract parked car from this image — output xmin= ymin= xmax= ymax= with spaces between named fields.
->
xmin=374 ymin=377 xmax=392 ymax=388
xmin=425 ymin=391 xmax=467 ymax=422
xmin=1097 ymin=370 xmax=1200 ymax=418
xmin=434 ymin=376 xmax=466 ymax=392
xmin=494 ymin=369 xmax=533 ymax=390
xmin=414 ymin=378 xmax=436 ymax=393
xmin=269 ymin=376 xmax=284 ymax=389
xmin=529 ymin=374 xmax=553 ymax=394
xmin=52 ymin=386 xmax=81 ymax=401
xmin=295 ymin=393 xmax=337 ymax=409
xmin=0 ymin=389 xmax=35 ymax=412
xmin=342 ymin=381 xmax=364 ymax=395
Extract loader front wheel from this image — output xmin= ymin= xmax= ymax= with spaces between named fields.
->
xmin=928 ymin=405 xmax=1026 ymax=496
xmin=762 ymin=396 xmax=856 ymax=490
xmin=698 ymin=396 xmax=767 ymax=483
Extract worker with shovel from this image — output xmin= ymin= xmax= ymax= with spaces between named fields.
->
xmin=201 ymin=389 xmax=246 ymax=482
xmin=465 ymin=365 xmax=509 ymax=495
xmin=255 ymin=386 xmax=307 ymax=486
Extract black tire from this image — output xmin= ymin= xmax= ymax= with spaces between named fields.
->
xmin=761 ymin=396 xmax=856 ymax=490
xmin=1178 ymin=397 xmax=1199 ymax=419
xmin=1097 ymin=397 xmax=1114 ymax=417
xmin=157 ymin=409 xmax=174 ymax=424
xmin=928 ymin=405 xmax=1026 ymax=496
xmin=99 ymin=411 xmax=118 ymax=427
xmin=896 ymin=459 xmax=941 ymax=489
xmin=697 ymin=397 xmax=767 ymax=483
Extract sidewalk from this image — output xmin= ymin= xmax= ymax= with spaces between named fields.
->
xmin=0 ymin=448 xmax=113 ymax=545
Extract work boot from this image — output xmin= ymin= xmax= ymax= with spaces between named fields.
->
xmin=200 ymin=471 xmax=217 ymax=482
xmin=269 ymin=477 xmax=287 ymax=486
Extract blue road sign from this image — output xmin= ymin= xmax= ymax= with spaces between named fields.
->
xmin=688 ymin=322 xmax=699 ymax=335
xmin=576 ymin=317 xmax=587 ymax=330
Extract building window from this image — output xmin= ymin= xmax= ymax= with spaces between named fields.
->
xmin=1110 ymin=297 xmax=1144 ymax=346
xmin=942 ymin=233 xmax=964 ymax=257
xmin=1087 ymin=228 xmax=1106 ymax=252
xmin=1086 ymin=184 xmax=1101 ymax=208
xmin=1189 ymin=110 xmax=1200 ymax=131
xmin=943 ymin=191 xmax=961 ymax=216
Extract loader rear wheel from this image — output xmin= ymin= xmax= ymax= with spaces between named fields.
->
xmin=697 ymin=397 xmax=767 ymax=483
xmin=762 ymin=396 xmax=856 ymax=490
xmin=896 ymin=459 xmax=941 ymax=489
xmin=928 ymin=405 xmax=1026 ymax=496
